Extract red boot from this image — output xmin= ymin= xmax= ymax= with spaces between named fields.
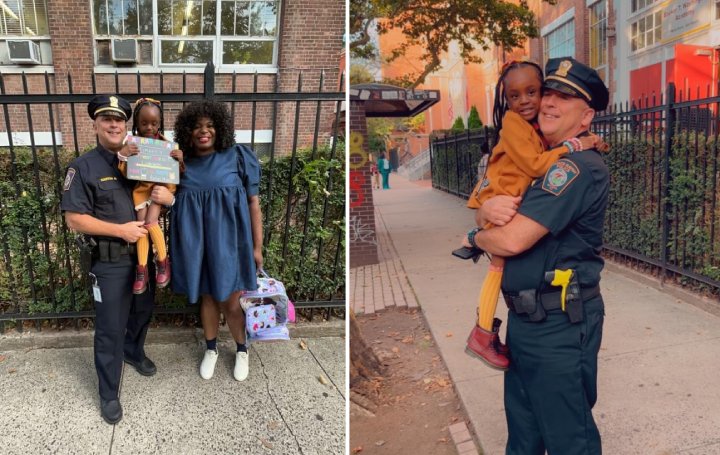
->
xmin=493 ymin=318 xmax=509 ymax=356
xmin=133 ymin=265 xmax=148 ymax=294
xmin=465 ymin=325 xmax=510 ymax=370
xmin=155 ymin=256 xmax=170 ymax=288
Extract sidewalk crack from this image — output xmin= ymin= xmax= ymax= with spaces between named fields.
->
xmin=255 ymin=348 xmax=304 ymax=455
xmin=307 ymin=345 xmax=345 ymax=401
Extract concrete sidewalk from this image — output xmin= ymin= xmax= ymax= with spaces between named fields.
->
xmin=0 ymin=327 xmax=345 ymax=454
xmin=362 ymin=174 xmax=720 ymax=455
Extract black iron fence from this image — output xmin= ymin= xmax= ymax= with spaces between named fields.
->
xmin=431 ymin=82 xmax=720 ymax=295
xmin=0 ymin=63 xmax=346 ymax=332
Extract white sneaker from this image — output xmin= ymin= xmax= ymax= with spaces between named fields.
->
xmin=234 ymin=351 xmax=249 ymax=381
xmin=200 ymin=349 xmax=218 ymax=380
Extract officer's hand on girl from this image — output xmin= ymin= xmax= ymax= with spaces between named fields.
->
xmin=118 ymin=221 xmax=148 ymax=243
xmin=476 ymin=195 xmax=521 ymax=227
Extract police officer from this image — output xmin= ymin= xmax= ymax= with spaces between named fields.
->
xmin=61 ymin=95 xmax=173 ymax=424
xmin=468 ymin=58 xmax=610 ymax=454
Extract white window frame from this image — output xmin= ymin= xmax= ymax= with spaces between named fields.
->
xmin=0 ymin=0 xmax=52 ymax=69
xmin=630 ymin=9 xmax=662 ymax=53
xmin=542 ymin=11 xmax=575 ymax=64
xmin=91 ymin=0 xmax=280 ymax=73
xmin=589 ymin=0 xmax=608 ymax=82
xmin=632 ymin=0 xmax=658 ymax=14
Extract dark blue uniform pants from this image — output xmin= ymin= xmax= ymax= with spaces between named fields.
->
xmin=91 ymin=256 xmax=154 ymax=401
xmin=504 ymin=297 xmax=604 ymax=455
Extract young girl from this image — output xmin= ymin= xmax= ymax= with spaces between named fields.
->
xmin=463 ymin=60 xmax=604 ymax=370
xmin=118 ymin=98 xmax=183 ymax=294
xmin=170 ymin=100 xmax=263 ymax=382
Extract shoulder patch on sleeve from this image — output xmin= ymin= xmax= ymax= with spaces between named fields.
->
xmin=541 ymin=159 xmax=579 ymax=196
xmin=63 ymin=168 xmax=76 ymax=191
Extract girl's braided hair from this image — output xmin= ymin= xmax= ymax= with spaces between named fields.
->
xmin=173 ymin=100 xmax=236 ymax=157
xmin=131 ymin=97 xmax=164 ymax=136
xmin=492 ymin=60 xmax=544 ymax=141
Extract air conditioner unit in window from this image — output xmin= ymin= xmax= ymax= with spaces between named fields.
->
xmin=7 ymin=40 xmax=41 ymax=64
xmin=111 ymin=39 xmax=138 ymax=63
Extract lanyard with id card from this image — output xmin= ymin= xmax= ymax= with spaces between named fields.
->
xmin=89 ymin=272 xmax=102 ymax=303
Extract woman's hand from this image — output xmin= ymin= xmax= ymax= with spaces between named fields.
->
xmin=170 ymin=149 xmax=184 ymax=163
xmin=150 ymin=185 xmax=175 ymax=206
xmin=476 ymin=195 xmax=521 ymax=227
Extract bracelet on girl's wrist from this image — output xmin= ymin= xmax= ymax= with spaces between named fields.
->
xmin=117 ymin=152 xmax=128 ymax=162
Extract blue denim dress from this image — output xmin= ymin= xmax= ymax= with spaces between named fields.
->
xmin=171 ymin=145 xmax=260 ymax=303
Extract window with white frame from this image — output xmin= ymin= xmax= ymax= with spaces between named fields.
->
xmin=0 ymin=0 xmax=52 ymax=65
xmin=543 ymin=19 xmax=575 ymax=64
xmin=631 ymin=10 xmax=661 ymax=52
xmin=92 ymin=0 xmax=279 ymax=68
xmin=632 ymin=0 xmax=658 ymax=13
xmin=589 ymin=0 xmax=607 ymax=82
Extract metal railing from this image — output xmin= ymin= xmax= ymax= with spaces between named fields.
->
xmin=431 ymin=83 xmax=720 ymax=295
xmin=0 ymin=63 xmax=346 ymax=332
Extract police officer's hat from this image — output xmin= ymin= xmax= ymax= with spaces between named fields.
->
xmin=87 ymin=94 xmax=132 ymax=121
xmin=544 ymin=57 xmax=609 ymax=111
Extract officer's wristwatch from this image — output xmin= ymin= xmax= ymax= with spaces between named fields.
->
xmin=467 ymin=227 xmax=483 ymax=249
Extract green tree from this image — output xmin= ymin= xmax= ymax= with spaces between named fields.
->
xmin=350 ymin=0 xmax=557 ymax=87
xmin=350 ymin=63 xmax=377 ymax=85
xmin=451 ymin=116 xmax=465 ymax=132
xmin=467 ymin=106 xmax=483 ymax=129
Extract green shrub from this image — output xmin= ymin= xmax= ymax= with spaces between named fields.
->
xmin=467 ymin=106 xmax=483 ymax=129
xmin=451 ymin=116 xmax=465 ymax=133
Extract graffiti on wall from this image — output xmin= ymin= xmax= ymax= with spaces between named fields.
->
xmin=349 ymin=131 xmax=369 ymax=209
xmin=349 ymin=215 xmax=377 ymax=245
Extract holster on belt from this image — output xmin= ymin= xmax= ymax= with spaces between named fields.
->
xmin=98 ymin=239 xmax=110 ymax=263
xmin=75 ymin=235 xmax=96 ymax=275
xmin=564 ymin=274 xmax=584 ymax=324
xmin=505 ymin=289 xmax=546 ymax=322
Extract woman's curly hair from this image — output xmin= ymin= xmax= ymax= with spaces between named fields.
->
xmin=173 ymin=100 xmax=235 ymax=157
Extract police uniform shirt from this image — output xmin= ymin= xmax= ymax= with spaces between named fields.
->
xmin=60 ymin=145 xmax=136 ymax=224
xmin=501 ymin=147 xmax=609 ymax=293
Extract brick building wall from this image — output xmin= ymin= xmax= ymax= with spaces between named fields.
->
xmin=275 ymin=0 xmax=345 ymax=155
xmin=349 ymin=100 xmax=378 ymax=267
xmin=529 ymin=0 xmax=615 ymax=106
xmin=1 ymin=0 xmax=344 ymax=155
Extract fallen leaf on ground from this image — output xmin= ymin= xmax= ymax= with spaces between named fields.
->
xmin=0 ymin=355 xmax=6 ymax=362
xmin=267 ymin=421 xmax=280 ymax=430
xmin=8 ymin=368 xmax=17 ymax=374
xmin=258 ymin=437 xmax=273 ymax=449
xmin=375 ymin=440 xmax=386 ymax=446
xmin=438 ymin=437 xmax=449 ymax=443
xmin=391 ymin=347 xmax=399 ymax=354
xmin=352 ymin=446 xmax=363 ymax=453
xmin=318 ymin=375 xmax=329 ymax=385
xmin=401 ymin=336 xmax=414 ymax=344
xmin=299 ymin=339 xmax=308 ymax=350
xmin=445 ymin=332 xmax=453 ymax=337
xmin=423 ymin=335 xmax=431 ymax=341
